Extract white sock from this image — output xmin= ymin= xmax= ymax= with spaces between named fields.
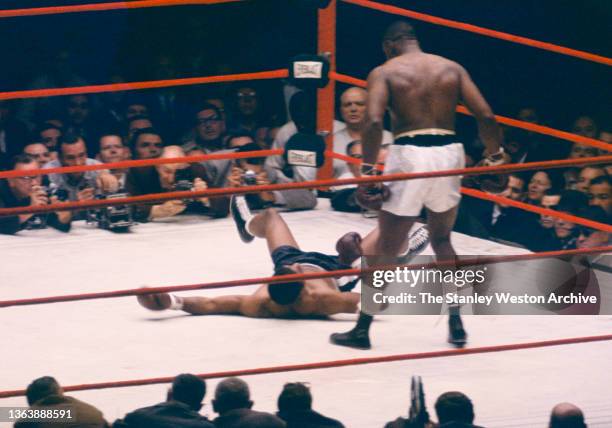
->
xmin=168 ymin=294 xmax=184 ymax=310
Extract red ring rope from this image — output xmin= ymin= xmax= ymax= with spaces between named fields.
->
xmin=2 ymin=142 xmax=607 ymax=180
xmin=0 ymin=149 xmax=283 ymax=179
xmin=0 ymin=0 xmax=244 ymax=19
xmin=2 ymin=0 xmax=608 ymax=66
xmin=340 ymin=0 xmax=612 ymax=66
xmin=330 ymin=72 xmax=612 ymax=152
xmin=1 ymin=333 xmax=611 ymax=398
xmin=2 ymin=0 xmax=609 ymax=407
xmin=0 ymin=69 xmax=288 ymax=101
xmin=2 ymin=155 xmax=611 ymax=233
xmin=1 ymin=246 xmax=609 ymax=309
xmin=326 ymin=152 xmax=612 ymax=231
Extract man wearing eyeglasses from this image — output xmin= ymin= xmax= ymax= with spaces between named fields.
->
xmin=181 ymin=103 xmax=234 ymax=192
xmin=229 ymin=86 xmax=262 ymax=134
xmin=0 ymin=154 xmax=72 ymax=234
xmin=188 ymin=103 xmax=227 ymax=153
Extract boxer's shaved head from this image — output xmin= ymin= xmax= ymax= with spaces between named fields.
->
xmin=383 ymin=20 xmax=416 ymax=42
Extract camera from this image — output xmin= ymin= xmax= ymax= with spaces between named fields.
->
xmin=95 ymin=192 xmax=133 ymax=232
xmin=43 ymin=183 xmax=69 ymax=202
xmin=174 ymin=168 xmax=194 ymax=192
xmin=25 ymin=184 xmax=69 ymax=230
xmin=242 ymin=169 xmax=257 ymax=186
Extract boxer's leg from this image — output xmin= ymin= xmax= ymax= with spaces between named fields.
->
xmin=426 ymin=205 xmax=467 ymax=346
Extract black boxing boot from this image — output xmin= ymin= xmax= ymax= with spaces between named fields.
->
xmin=330 ymin=313 xmax=373 ymax=350
xmin=447 ymin=307 xmax=467 ymax=347
xmin=230 ymin=195 xmax=254 ymax=243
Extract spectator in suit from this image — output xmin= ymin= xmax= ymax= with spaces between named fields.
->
xmin=14 ymin=376 xmax=108 ymax=427
xmin=588 ymin=175 xmax=611 ymax=215
xmin=126 ymin=145 xmax=228 ymax=220
xmin=126 ymin=115 xmax=155 ymax=144
xmin=228 ymin=86 xmax=264 ymax=135
xmin=23 ymin=143 xmax=53 ymax=166
xmin=276 ymin=382 xmax=344 ymax=428
xmin=455 ymin=173 xmax=530 ymax=242
xmin=183 ymin=103 xmax=227 ymax=154
xmin=575 ymin=166 xmax=607 ymax=193
xmin=35 ymin=122 xmax=63 ymax=156
xmin=212 ymin=377 xmax=285 ymax=428
xmin=0 ymin=154 xmax=72 ymax=234
xmin=97 ymin=133 xmax=130 ymax=187
xmin=113 ymin=373 xmax=214 ymax=428
xmin=434 ymin=391 xmax=483 ymax=428
xmin=43 ymin=133 xmax=119 ymax=203
xmin=130 ymin=128 xmax=164 ymax=160
xmin=576 ymin=205 xmax=610 ymax=249
xmin=526 ymin=170 xmax=564 ymax=205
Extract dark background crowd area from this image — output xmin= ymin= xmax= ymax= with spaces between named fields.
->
xmin=0 ymin=0 xmax=610 ymax=126
xmin=0 ymin=0 xmax=610 ymax=251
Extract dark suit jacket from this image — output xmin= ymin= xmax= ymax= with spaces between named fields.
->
xmin=112 ymin=400 xmax=214 ymax=428
xmin=0 ymin=180 xmax=71 ymax=234
xmin=213 ymin=408 xmax=286 ymax=428
xmin=126 ymin=163 xmax=229 ymax=221
xmin=14 ymin=394 xmax=108 ymax=428
xmin=278 ymin=409 xmax=344 ymax=428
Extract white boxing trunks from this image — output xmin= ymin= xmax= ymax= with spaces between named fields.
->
xmin=382 ymin=129 xmax=465 ymax=217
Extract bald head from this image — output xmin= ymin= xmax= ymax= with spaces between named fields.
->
xmin=549 ymin=403 xmax=586 ymax=428
xmin=156 ymin=146 xmax=189 ymax=188
xmin=383 ymin=20 xmax=416 ymax=42
xmin=160 ymin=145 xmax=185 ymax=159
xmin=341 ymin=87 xmax=367 ymax=103
xmin=340 ymin=87 xmax=368 ymax=128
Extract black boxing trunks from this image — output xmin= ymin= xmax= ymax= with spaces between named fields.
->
xmin=271 ymin=245 xmax=358 ymax=292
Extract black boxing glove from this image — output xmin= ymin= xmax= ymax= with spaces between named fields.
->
xmin=336 ymin=231 xmax=363 ymax=266
xmin=355 ymin=184 xmax=390 ymax=210
xmin=355 ymin=163 xmax=390 ymax=211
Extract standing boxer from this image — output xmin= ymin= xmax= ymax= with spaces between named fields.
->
xmin=330 ymin=20 xmax=506 ymax=349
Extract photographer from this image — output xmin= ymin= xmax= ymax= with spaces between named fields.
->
xmin=0 ymin=154 xmax=71 ymax=235
xmin=226 ymin=143 xmax=276 ymax=210
xmin=126 ymin=145 xmax=228 ymax=221
xmin=43 ymin=133 xmax=119 ymax=202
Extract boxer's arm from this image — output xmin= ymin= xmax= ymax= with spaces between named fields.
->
xmin=138 ymin=290 xmax=274 ymax=317
xmin=458 ymin=65 xmax=502 ymax=157
xmin=319 ymin=292 xmax=361 ymax=315
xmin=182 ymin=295 xmax=250 ymax=316
xmin=362 ymin=66 xmax=389 ymax=171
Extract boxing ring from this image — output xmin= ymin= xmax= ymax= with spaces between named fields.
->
xmin=1 ymin=203 xmax=611 ymax=426
xmin=1 ymin=0 xmax=611 ymax=427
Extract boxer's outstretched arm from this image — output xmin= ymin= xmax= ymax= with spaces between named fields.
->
xmin=182 ymin=295 xmax=274 ymax=318
xmin=182 ymin=295 xmax=246 ymax=315
xmin=138 ymin=291 xmax=274 ymax=318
